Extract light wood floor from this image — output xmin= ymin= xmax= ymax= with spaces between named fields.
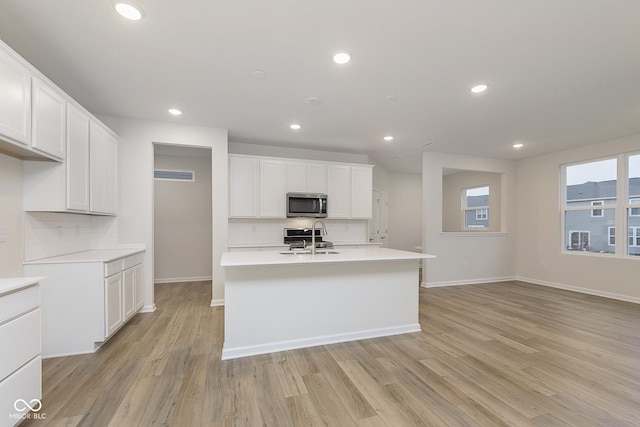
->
xmin=23 ymin=280 xmax=640 ymax=426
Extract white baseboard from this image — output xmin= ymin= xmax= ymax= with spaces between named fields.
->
xmin=154 ymin=276 xmax=212 ymax=284
xmin=138 ymin=304 xmax=156 ymax=313
xmin=423 ymin=276 xmax=516 ymax=288
xmin=210 ymin=298 xmax=225 ymax=307
xmin=221 ymin=323 xmax=421 ymax=360
xmin=516 ymin=276 xmax=640 ymax=304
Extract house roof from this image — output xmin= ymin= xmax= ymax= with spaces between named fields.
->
xmin=567 ymin=177 xmax=640 ymax=201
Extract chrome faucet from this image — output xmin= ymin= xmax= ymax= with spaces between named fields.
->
xmin=311 ymin=219 xmax=327 ymax=255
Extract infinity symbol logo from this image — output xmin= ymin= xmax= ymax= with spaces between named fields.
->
xmin=14 ymin=399 xmax=42 ymax=412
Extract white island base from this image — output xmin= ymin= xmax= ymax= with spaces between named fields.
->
xmin=221 ymin=248 xmax=433 ymax=360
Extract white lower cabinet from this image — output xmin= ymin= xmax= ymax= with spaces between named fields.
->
xmin=24 ymin=251 xmax=145 ymax=358
xmin=0 ymin=280 xmax=41 ymax=427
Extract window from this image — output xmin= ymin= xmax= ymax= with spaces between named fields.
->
xmin=463 ymin=186 xmax=489 ymax=229
xmin=476 ymin=208 xmax=488 ymax=220
xmin=629 ymin=227 xmax=640 ymax=247
xmin=591 ymin=200 xmax=604 ymax=217
xmin=563 ymin=153 xmax=640 ymax=257
xmin=608 ymin=227 xmax=615 ymax=245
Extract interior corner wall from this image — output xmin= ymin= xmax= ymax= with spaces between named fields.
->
xmin=387 ymin=172 xmax=422 ymax=251
xmin=516 ymin=133 xmax=640 ymax=301
xmin=98 ymin=115 xmax=228 ymax=308
xmin=422 ymin=151 xmax=517 ymax=286
xmin=154 ymin=152 xmax=212 ymax=282
xmin=0 ymin=153 xmax=23 ymax=277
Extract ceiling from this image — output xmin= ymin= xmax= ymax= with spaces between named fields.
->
xmin=1 ymin=1 xmax=639 ymax=173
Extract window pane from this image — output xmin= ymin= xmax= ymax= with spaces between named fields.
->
xmin=465 ymin=186 xmax=489 ymax=208
xmin=565 ymin=209 xmax=615 ymax=253
xmin=566 ymin=159 xmax=617 ymax=207
xmin=630 ymin=154 xmax=640 ymax=201
xmin=628 ymin=219 xmax=640 ymax=256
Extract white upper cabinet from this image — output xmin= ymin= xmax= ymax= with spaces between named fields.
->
xmin=32 ymin=77 xmax=66 ymax=160
xmin=286 ymin=161 xmax=327 ymax=194
xmin=327 ymin=165 xmax=351 ymax=218
xmin=0 ymin=44 xmax=31 ymax=146
xmin=306 ymin=162 xmax=327 ymax=194
xmin=89 ymin=121 xmax=118 ymax=215
xmin=229 ymin=156 xmax=259 ymax=217
xmin=66 ymin=103 xmax=90 ymax=211
xmin=259 ymin=159 xmax=286 ymax=218
xmin=350 ymin=165 xmax=373 ymax=218
xmin=230 ymin=154 xmax=372 ymax=220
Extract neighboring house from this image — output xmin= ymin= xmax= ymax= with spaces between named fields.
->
xmin=566 ymin=177 xmax=640 ymax=255
xmin=465 ymin=194 xmax=489 ymax=229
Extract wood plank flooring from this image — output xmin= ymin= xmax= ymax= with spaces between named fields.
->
xmin=22 ymin=280 xmax=640 ymax=426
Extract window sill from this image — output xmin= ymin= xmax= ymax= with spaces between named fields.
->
xmin=440 ymin=232 xmax=509 ymax=237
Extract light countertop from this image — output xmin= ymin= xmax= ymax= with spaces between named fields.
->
xmin=23 ymin=248 xmax=145 ymax=265
xmin=0 ymin=277 xmax=43 ymax=296
xmin=221 ymin=247 xmax=435 ymax=267
xmin=227 ymin=242 xmax=381 ymax=249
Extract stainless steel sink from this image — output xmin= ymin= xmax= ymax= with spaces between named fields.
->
xmin=279 ymin=250 xmax=339 ymax=255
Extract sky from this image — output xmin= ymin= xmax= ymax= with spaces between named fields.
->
xmin=566 ymin=155 xmax=639 ymax=186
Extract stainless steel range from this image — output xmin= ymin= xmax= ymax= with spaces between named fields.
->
xmin=283 ymin=228 xmax=333 ymax=250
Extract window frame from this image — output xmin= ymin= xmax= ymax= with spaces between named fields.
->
xmin=462 ymin=185 xmax=490 ymax=230
xmin=561 ymin=152 xmax=640 ymax=258
xmin=590 ymin=200 xmax=604 ymax=217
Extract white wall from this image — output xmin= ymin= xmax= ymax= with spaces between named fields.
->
xmin=387 ymin=172 xmax=422 ymax=251
xmin=423 ymin=151 xmax=517 ymax=286
xmin=0 ymin=153 xmax=23 ymax=277
xmin=516 ymin=133 xmax=640 ymax=302
xmin=154 ymin=150 xmax=212 ymax=283
xmin=99 ymin=115 xmax=228 ymax=309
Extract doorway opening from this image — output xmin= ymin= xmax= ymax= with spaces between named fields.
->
xmin=153 ymin=143 xmax=212 ymax=284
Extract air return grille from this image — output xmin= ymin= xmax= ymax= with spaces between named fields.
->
xmin=154 ymin=169 xmax=195 ymax=181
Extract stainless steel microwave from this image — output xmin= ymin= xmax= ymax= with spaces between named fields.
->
xmin=286 ymin=193 xmax=328 ymax=218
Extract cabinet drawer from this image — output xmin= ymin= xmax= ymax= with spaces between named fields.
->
xmin=123 ymin=253 xmax=144 ymax=270
xmin=0 ymin=310 xmax=41 ymax=382
xmin=0 ymin=356 xmax=42 ymax=424
xmin=104 ymin=259 xmax=123 ymax=277
xmin=0 ymin=285 xmax=39 ymax=325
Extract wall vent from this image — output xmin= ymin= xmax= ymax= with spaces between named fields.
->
xmin=154 ymin=169 xmax=195 ymax=182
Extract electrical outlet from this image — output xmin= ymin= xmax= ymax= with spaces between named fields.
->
xmin=0 ymin=226 xmax=6 ymax=243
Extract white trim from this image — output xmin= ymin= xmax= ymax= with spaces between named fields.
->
xmin=422 ymin=276 xmax=516 ymax=288
xmin=440 ymin=232 xmax=508 ymax=237
xmin=154 ymin=276 xmax=212 ymax=284
xmin=221 ymin=324 xmax=421 ymax=360
xmin=138 ymin=304 xmax=156 ymax=313
xmin=516 ymin=276 xmax=640 ymax=305
xmin=210 ymin=298 xmax=224 ymax=307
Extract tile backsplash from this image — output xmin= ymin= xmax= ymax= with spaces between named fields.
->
xmin=24 ymin=212 xmax=118 ymax=261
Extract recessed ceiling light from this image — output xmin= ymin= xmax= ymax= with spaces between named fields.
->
xmin=168 ymin=108 xmax=182 ymax=116
xmin=385 ymin=94 xmax=399 ymax=102
xmin=384 ymin=136 xmax=394 ymax=142
xmin=114 ymin=2 xmax=143 ymax=20
xmin=305 ymin=97 xmax=321 ymax=105
xmin=332 ymin=50 xmax=351 ymax=65
xmin=471 ymin=84 xmax=488 ymax=93
xmin=251 ymin=70 xmax=267 ymax=79
xmin=513 ymin=143 xmax=524 ymax=149
xmin=290 ymin=124 xmax=301 ymax=130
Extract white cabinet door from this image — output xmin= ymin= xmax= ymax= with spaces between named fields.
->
xmin=123 ymin=267 xmax=136 ymax=320
xmin=134 ymin=263 xmax=144 ymax=311
xmin=0 ymin=46 xmax=31 ymax=146
xmin=66 ymin=104 xmax=90 ymax=211
xmin=327 ymin=165 xmax=351 ymax=218
xmin=350 ymin=166 xmax=373 ymax=218
xmin=105 ymin=274 xmax=123 ymax=337
xmin=89 ymin=121 xmax=118 ymax=215
xmin=307 ymin=163 xmax=327 ymax=194
xmin=286 ymin=161 xmax=307 ymax=193
xmin=229 ymin=156 xmax=258 ymax=217
xmin=32 ymin=77 xmax=65 ymax=160
xmin=259 ymin=159 xmax=286 ymax=217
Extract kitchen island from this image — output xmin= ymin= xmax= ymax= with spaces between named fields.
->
xmin=220 ymin=247 xmax=434 ymax=360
